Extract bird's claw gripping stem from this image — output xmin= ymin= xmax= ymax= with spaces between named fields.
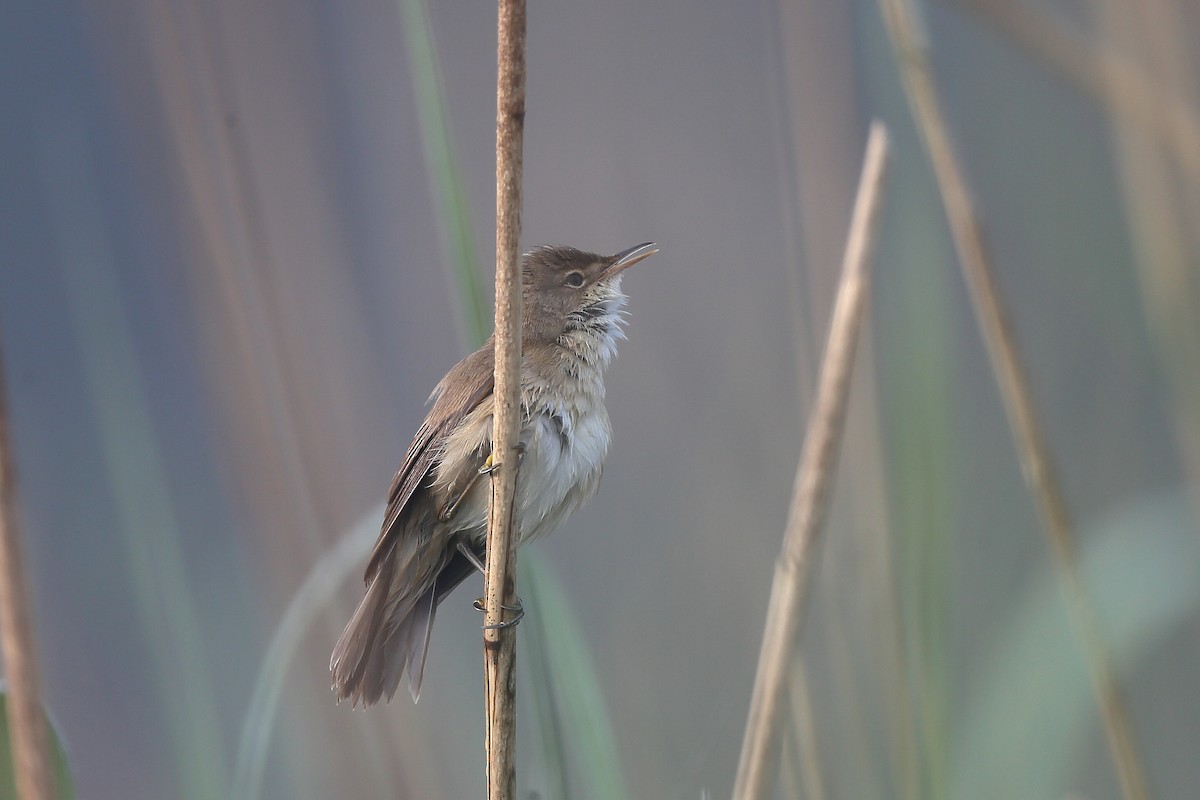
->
xmin=439 ymin=442 xmax=527 ymax=522
xmin=473 ymin=596 xmax=526 ymax=629
xmin=479 ymin=441 xmax=527 ymax=475
xmin=470 ymin=440 xmax=528 ymax=628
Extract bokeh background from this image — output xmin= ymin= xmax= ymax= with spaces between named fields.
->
xmin=2 ymin=0 xmax=1199 ymax=798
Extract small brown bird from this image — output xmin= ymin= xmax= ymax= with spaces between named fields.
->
xmin=331 ymin=242 xmax=657 ymax=706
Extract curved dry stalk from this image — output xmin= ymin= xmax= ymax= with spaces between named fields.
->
xmin=483 ymin=1 xmax=526 ymax=798
xmin=877 ymin=1 xmax=1150 ymax=798
xmin=0 ymin=345 xmax=57 ymax=800
xmin=732 ymin=121 xmax=891 ymax=800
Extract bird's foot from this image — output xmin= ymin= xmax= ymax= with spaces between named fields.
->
xmin=479 ymin=441 xmax=527 ymax=475
xmin=473 ymin=596 xmax=526 ymax=629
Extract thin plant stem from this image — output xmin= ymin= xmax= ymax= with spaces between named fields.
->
xmin=732 ymin=121 xmax=891 ymax=800
xmin=483 ymin=1 xmax=526 ymax=798
xmin=0 ymin=345 xmax=57 ymax=800
xmin=877 ymin=1 xmax=1150 ymax=798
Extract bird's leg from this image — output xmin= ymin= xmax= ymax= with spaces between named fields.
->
xmin=463 ymin=545 xmax=523 ymax=621
xmin=457 ymin=540 xmax=488 ymax=574
xmin=437 ymin=455 xmax=485 ymax=523
xmin=437 ymin=480 xmax=476 ymax=523
xmin=467 ymin=441 xmax=529 ymax=628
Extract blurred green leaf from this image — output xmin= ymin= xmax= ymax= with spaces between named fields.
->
xmin=400 ymin=0 xmax=491 ymax=350
xmin=520 ymin=550 xmax=630 ymax=800
xmin=952 ymin=489 xmax=1200 ymax=799
xmin=0 ymin=692 xmax=75 ymax=800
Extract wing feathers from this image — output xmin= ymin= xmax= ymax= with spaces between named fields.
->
xmin=336 ymin=341 xmax=496 ymax=705
xmin=365 ymin=342 xmax=495 ymax=582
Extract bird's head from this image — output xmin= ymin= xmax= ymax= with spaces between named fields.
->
xmin=520 ymin=242 xmax=657 ymax=359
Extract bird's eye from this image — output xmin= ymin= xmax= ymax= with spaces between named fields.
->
xmin=564 ymin=271 xmax=585 ymax=288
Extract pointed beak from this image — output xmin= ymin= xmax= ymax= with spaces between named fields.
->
xmin=601 ymin=242 xmax=658 ymax=280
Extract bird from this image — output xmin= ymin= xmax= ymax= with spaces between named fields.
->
xmin=331 ymin=242 xmax=657 ymax=707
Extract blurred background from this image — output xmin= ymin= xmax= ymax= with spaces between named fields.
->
xmin=2 ymin=0 xmax=1198 ymax=798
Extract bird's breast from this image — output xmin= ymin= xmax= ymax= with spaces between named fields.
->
xmin=430 ymin=388 xmax=611 ymax=546
xmin=516 ymin=398 xmax=610 ymax=543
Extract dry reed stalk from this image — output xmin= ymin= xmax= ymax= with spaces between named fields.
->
xmin=0 ymin=346 xmax=56 ymax=800
xmin=878 ymin=1 xmax=1150 ymax=798
xmin=771 ymin=9 xmax=921 ymax=796
xmin=732 ymin=121 xmax=891 ymax=800
xmin=483 ymin=0 xmax=526 ymax=798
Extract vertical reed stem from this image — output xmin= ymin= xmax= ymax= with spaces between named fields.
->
xmin=484 ymin=0 xmax=526 ymax=798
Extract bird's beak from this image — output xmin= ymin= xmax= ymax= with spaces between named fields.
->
xmin=602 ymin=242 xmax=658 ymax=280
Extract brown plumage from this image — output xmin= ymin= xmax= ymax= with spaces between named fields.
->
xmin=331 ymin=242 xmax=656 ymax=706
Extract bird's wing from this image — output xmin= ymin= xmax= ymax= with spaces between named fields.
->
xmin=364 ymin=343 xmax=495 ymax=582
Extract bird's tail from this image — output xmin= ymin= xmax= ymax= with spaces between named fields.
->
xmin=330 ymin=548 xmax=477 ymax=706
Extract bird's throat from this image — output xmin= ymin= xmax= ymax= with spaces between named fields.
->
xmin=557 ymin=280 xmax=628 ymax=372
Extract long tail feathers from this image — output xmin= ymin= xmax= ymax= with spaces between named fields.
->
xmin=403 ymin=550 xmax=479 ymax=700
xmin=331 ymin=548 xmax=480 ymax=707
xmin=330 ymin=555 xmax=407 ymax=707
xmin=402 ymin=587 xmax=437 ymax=702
